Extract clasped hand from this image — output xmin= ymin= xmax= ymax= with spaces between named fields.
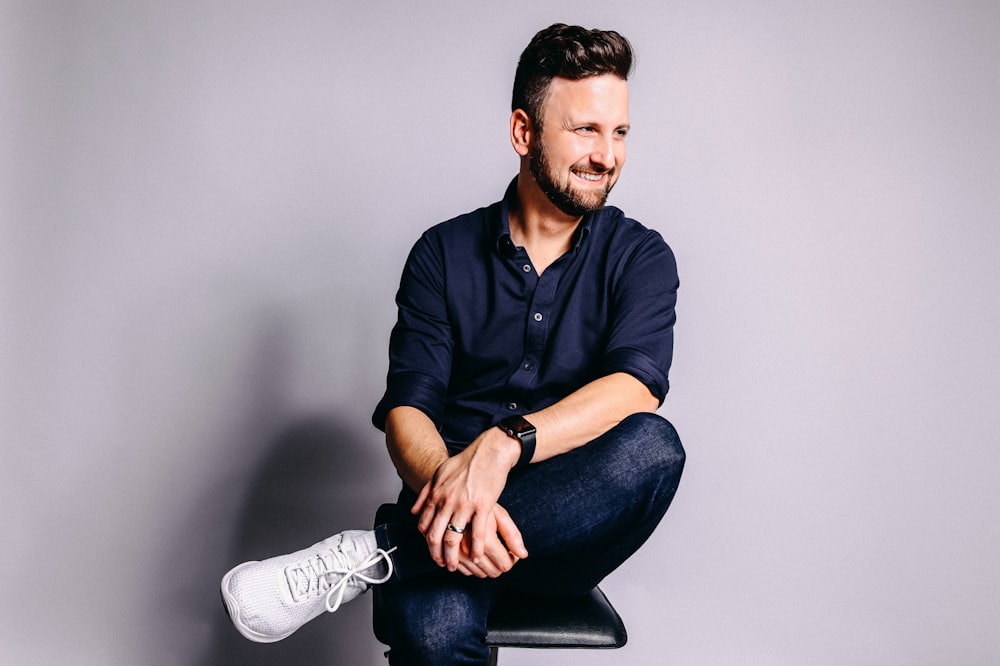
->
xmin=411 ymin=429 xmax=529 ymax=577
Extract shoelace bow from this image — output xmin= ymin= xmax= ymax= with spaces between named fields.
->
xmin=324 ymin=546 xmax=397 ymax=613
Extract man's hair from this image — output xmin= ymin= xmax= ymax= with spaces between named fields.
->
xmin=512 ymin=23 xmax=634 ymax=130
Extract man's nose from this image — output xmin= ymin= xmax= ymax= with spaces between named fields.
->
xmin=590 ymin=135 xmax=616 ymax=169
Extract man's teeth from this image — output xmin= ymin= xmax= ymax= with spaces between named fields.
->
xmin=576 ymin=172 xmax=603 ymax=181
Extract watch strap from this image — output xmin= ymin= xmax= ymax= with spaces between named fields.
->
xmin=513 ymin=428 xmax=536 ymax=470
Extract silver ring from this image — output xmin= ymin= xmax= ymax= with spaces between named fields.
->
xmin=447 ymin=524 xmax=465 ymax=534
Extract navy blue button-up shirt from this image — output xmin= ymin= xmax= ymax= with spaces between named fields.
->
xmin=373 ymin=180 xmax=678 ymax=452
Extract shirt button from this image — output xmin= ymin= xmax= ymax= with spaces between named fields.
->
xmin=533 ymin=312 xmax=543 ymax=321
xmin=522 ymin=264 xmax=531 ymax=273
xmin=507 ymin=402 xmax=518 ymax=410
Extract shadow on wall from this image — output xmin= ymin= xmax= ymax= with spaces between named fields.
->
xmin=202 ymin=415 xmax=396 ymax=665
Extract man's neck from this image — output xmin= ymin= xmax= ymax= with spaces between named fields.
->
xmin=508 ymin=170 xmax=582 ymax=274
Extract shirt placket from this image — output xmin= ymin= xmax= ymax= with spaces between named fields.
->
xmin=502 ymin=254 xmax=563 ymax=414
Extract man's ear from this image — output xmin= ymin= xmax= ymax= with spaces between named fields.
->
xmin=510 ymin=109 xmax=533 ymax=157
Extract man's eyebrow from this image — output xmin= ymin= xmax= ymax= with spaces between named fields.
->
xmin=563 ymin=118 xmax=631 ymax=130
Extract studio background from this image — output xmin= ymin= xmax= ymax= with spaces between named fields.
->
xmin=2 ymin=1 xmax=998 ymax=664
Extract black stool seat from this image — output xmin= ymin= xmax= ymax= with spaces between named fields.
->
xmin=372 ymin=504 xmax=627 ymax=663
xmin=486 ymin=586 xmax=627 ymax=650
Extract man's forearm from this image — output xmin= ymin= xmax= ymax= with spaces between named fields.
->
xmin=384 ymin=406 xmax=451 ymax=493
xmin=525 ymin=372 xmax=659 ymax=464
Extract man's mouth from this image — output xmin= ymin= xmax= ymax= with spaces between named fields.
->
xmin=572 ymin=168 xmax=612 ymax=183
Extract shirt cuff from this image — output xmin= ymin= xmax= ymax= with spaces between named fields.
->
xmin=371 ymin=371 xmax=448 ymax=432
xmin=601 ymin=348 xmax=671 ymax=405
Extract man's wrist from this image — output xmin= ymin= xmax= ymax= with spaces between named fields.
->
xmin=481 ymin=426 xmax=521 ymax=470
xmin=496 ymin=415 xmax=537 ymax=470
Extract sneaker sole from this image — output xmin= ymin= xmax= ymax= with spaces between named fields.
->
xmin=220 ymin=561 xmax=296 ymax=644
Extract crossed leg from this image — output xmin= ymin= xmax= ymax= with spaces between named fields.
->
xmin=376 ymin=412 xmax=685 ymax=665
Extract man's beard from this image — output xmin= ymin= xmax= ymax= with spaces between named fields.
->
xmin=529 ymin=141 xmax=617 ymax=217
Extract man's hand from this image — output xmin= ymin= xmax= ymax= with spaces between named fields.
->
xmin=453 ymin=504 xmax=525 ymax=578
xmin=411 ymin=427 xmax=529 ymax=572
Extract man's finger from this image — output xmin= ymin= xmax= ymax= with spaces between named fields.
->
xmin=469 ymin=509 xmax=491 ymax=563
xmin=442 ymin=513 xmax=471 ymax=571
xmin=424 ymin=507 xmax=457 ymax=566
xmin=494 ymin=505 xmax=528 ymax=559
xmin=459 ymin=535 xmax=503 ymax=578
xmin=417 ymin=489 xmax=446 ymax=535
xmin=411 ymin=482 xmax=430 ymax=515
xmin=481 ymin=533 xmax=518 ymax=575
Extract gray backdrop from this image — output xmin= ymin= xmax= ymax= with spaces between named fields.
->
xmin=2 ymin=1 xmax=998 ymax=664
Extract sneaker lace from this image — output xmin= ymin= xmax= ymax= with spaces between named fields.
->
xmin=323 ymin=546 xmax=397 ymax=613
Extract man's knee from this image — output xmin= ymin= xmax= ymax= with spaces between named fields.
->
xmin=616 ymin=412 xmax=684 ymax=468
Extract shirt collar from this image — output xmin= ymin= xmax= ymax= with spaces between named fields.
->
xmin=495 ymin=177 xmax=596 ymax=256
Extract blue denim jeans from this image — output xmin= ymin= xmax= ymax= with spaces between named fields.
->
xmin=373 ymin=412 xmax=684 ymax=665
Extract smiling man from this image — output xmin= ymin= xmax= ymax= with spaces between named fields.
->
xmin=221 ymin=24 xmax=685 ymax=665
xmin=524 ymin=74 xmax=628 ymax=219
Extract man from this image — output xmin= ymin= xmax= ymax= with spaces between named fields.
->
xmin=221 ymin=23 xmax=685 ymax=665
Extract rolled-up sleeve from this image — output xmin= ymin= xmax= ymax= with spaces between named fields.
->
xmin=601 ymin=230 xmax=678 ymax=404
xmin=372 ymin=233 xmax=454 ymax=431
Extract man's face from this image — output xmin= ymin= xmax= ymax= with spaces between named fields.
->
xmin=529 ymin=74 xmax=630 ymax=217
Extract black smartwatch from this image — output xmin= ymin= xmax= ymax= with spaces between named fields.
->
xmin=497 ymin=415 xmax=537 ymax=470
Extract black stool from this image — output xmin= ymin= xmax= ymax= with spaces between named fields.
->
xmin=372 ymin=504 xmax=627 ymax=664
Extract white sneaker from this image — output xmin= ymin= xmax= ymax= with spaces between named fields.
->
xmin=221 ymin=530 xmax=395 ymax=643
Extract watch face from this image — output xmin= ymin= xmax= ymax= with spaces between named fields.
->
xmin=501 ymin=415 xmax=535 ymax=437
